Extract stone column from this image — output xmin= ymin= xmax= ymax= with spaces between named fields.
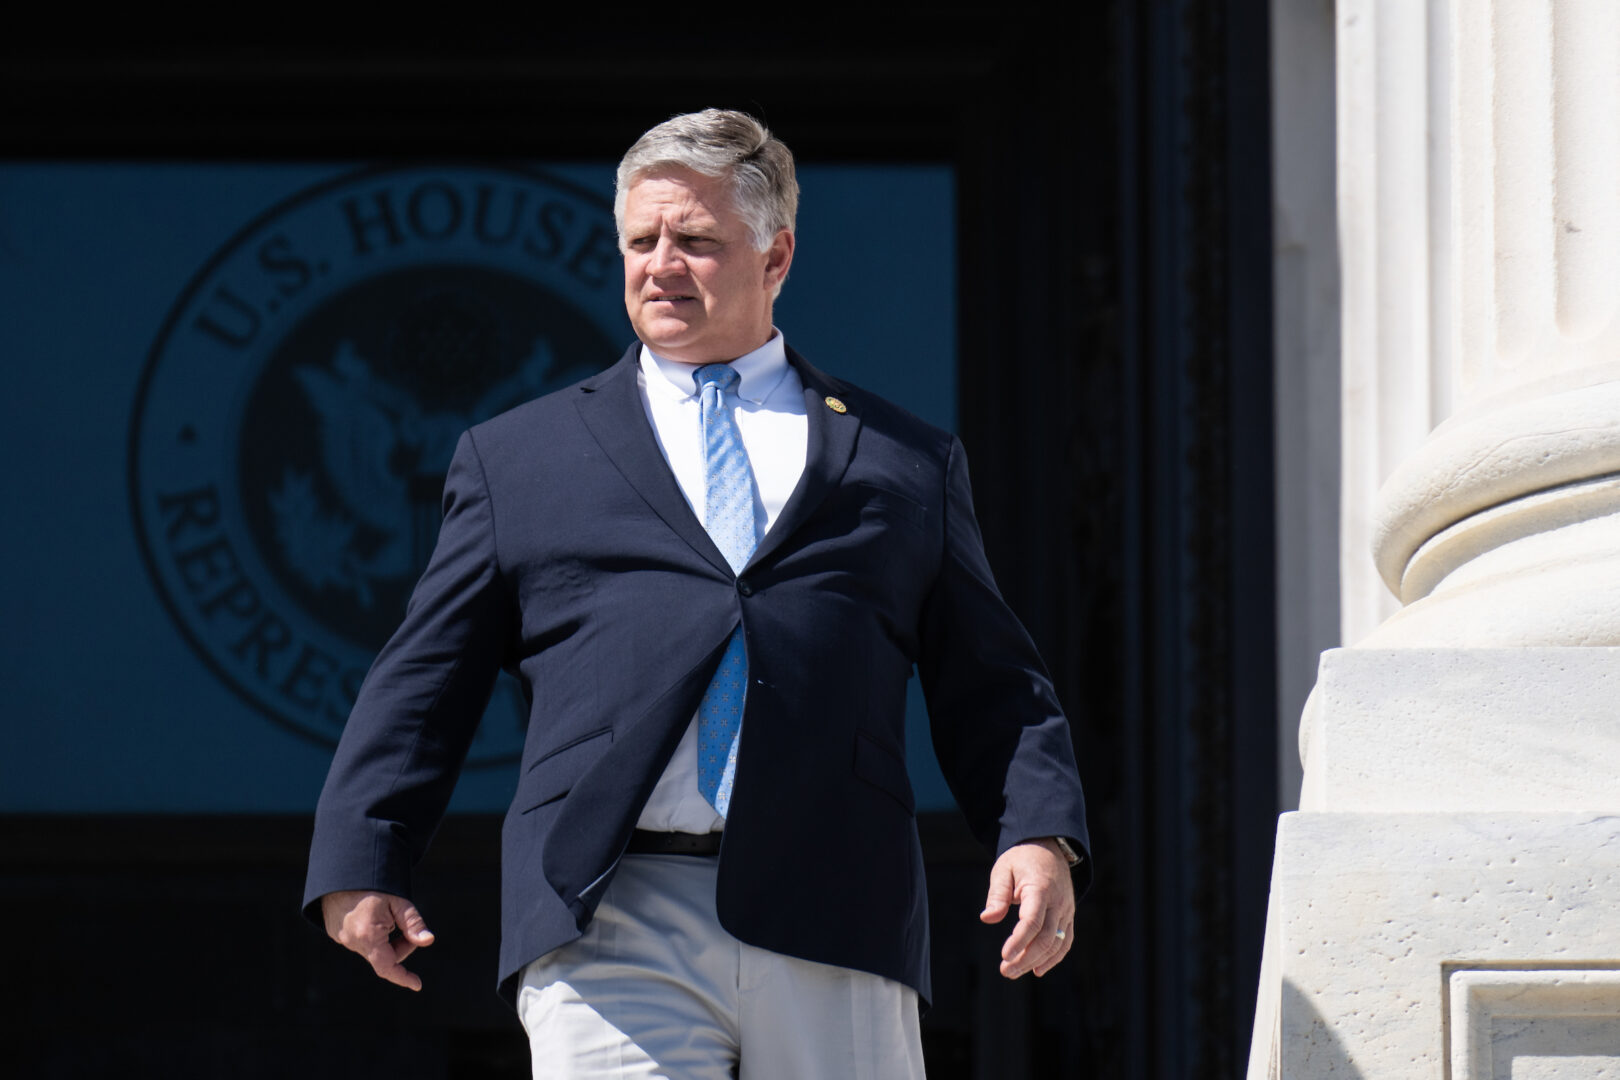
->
xmin=1251 ymin=1 xmax=1620 ymax=1075
xmin=1359 ymin=0 xmax=1620 ymax=650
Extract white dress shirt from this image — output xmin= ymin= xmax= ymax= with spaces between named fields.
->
xmin=633 ymin=331 xmax=809 ymax=832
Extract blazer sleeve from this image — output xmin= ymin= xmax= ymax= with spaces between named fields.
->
xmin=915 ymin=436 xmax=1091 ymax=887
xmin=302 ymin=430 xmax=514 ymax=918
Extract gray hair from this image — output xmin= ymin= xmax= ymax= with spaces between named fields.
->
xmin=614 ymin=109 xmax=799 ymax=253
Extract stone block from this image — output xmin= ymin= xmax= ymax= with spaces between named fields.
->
xmin=1261 ymin=811 xmax=1620 ymax=1078
xmin=1300 ymin=648 xmax=1620 ymax=812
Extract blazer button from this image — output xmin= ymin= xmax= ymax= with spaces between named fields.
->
xmin=736 ymin=579 xmax=754 ymax=597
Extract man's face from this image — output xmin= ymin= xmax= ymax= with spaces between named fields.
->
xmin=622 ymin=167 xmax=794 ymax=365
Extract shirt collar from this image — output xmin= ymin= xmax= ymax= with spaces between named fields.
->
xmin=640 ymin=330 xmax=790 ymax=405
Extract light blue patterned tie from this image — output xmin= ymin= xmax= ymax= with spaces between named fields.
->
xmin=694 ymin=363 xmax=755 ymax=815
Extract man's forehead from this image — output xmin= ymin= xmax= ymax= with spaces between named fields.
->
xmin=622 ymin=197 xmax=720 ymax=225
xmin=624 ymin=170 xmax=734 ymax=221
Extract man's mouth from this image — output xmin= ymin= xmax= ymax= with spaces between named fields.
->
xmin=647 ymin=293 xmax=696 ymax=304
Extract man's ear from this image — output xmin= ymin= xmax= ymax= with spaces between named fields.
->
xmin=764 ymin=229 xmax=795 ymax=290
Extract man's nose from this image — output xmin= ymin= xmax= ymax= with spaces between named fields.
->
xmin=649 ymin=234 xmax=684 ymax=275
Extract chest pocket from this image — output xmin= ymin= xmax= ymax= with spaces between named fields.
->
xmin=856 ymin=483 xmax=928 ymax=529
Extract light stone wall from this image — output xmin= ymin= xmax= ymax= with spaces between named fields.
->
xmin=1266 ymin=809 xmax=1620 ymax=1078
xmin=1272 ymin=0 xmax=1342 ymax=810
xmin=1252 ymin=0 xmax=1620 ymax=1074
xmin=1297 ymin=648 xmax=1620 ymax=813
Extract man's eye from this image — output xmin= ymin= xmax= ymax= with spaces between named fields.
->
xmin=627 ymin=237 xmax=655 ymax=251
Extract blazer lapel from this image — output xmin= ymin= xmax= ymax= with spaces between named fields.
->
xmin=749 ymin=345 xmax=862 ymax=569
xmin=573 ymin=345 xmax=732 ymax=577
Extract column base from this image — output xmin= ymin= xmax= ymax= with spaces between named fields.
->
xmin=1249 ymin=811 xmax=1620 ymax=1079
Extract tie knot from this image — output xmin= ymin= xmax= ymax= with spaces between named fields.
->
xmin=695 ymin=363 xmax=740 ymax=396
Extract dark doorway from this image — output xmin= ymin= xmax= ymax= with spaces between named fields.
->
xmin=1 ymin=7 xmax=1275 ymax=1076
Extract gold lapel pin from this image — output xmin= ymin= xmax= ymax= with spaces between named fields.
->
xmin=824 ymin=396 xmax=848 ymax=414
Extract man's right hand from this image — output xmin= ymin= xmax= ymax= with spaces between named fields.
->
xmin=320 ymin=890 xmax=436 ymax=991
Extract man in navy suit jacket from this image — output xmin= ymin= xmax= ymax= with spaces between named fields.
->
xmin=305 ymin=109 xmax=1089 ymax=1077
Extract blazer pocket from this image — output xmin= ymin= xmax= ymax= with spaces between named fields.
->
xmin=519 ymin=726 xmax=612 ymax=813
xmin=853 ymin=731 xmax=916 ymax=814
xmin=856 ymin=483 xmax=928 ymax=529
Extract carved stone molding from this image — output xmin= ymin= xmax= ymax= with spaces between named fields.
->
xmin=1448 ymin=967 xmax=1620 ymax=1080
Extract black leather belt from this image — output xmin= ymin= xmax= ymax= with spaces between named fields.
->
xmin=626 ymin=829 xmax=723 ymax=856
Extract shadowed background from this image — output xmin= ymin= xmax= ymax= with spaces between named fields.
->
xmin=0 ymin=8 xmax=1275 ymax=1077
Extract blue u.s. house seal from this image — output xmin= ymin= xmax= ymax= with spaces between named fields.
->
xmin=130 ymin=166 xmax=627 ymax=763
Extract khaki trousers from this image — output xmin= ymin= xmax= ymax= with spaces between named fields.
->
xmin=518 ymin=853 xmax=926 ymax=1079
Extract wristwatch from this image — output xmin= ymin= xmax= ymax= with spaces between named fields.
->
xmin=1051 ymin=836 xmax=1083 ymax=868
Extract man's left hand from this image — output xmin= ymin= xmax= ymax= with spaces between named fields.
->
xmin=979 ymin=839 xmax=1076 ymax=979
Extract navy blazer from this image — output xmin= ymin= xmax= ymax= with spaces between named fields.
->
xmin=303 ymin=343 xmax=1090 ymax=1006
